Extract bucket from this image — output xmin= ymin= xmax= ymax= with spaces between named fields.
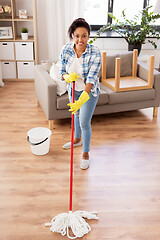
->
xmin=27 ymin=127 xmax=52 ymax=155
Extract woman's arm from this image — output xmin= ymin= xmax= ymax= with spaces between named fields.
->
xmin=84 ymin=83 xmax=93 ymax=94
xmin=86 ymin=49 xmax=101 ymax=86
xmin=62 ymin=74 xmax=68 ymax=80
xmin=59 ymin=46 xmax=68 ymax=81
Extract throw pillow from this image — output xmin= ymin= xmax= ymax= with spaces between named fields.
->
xmin=106 ymin=54 xmax=119 ymax=78
xmin=50 ymin=62 xmax=67 ymax=96
xmin=41 ymin=60 xmax=53 ymax=73
xmin=120 ymin=52 xmax=133 ymax=77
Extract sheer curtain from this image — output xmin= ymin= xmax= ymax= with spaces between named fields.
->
xmin=37 ymin=0 xmax=84 ymax=62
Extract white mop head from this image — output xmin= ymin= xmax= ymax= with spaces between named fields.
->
xmin=45 ymin=210 xmax=98 ymax=239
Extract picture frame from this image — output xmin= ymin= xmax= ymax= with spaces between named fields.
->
xmin=19 ymin=9 xmax=28 ymax=19
xmin=0 ymin=26 xmax=13 ymax=39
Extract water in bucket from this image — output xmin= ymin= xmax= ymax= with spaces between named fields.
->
xmin=27 ymin=127 xmax=52 ymax=155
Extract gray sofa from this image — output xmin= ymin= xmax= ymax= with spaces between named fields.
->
xmin=34 ymin=52 xmax=160 ymax=129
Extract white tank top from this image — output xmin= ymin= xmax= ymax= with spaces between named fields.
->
xmin=67 ymin=55 xmax=85 ymax=91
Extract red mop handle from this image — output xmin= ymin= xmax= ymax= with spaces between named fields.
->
xmin=69 ymin=81 xmax=75 ymax=212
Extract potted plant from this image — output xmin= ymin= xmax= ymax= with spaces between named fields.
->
xmin=21 ymin=27 xmax=28 ymax=40
xmin=90 ymin=6 xmax=160 ymax=55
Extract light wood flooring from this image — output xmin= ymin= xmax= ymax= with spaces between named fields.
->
xmin=1 ymin=81 xmax=160 ymax=240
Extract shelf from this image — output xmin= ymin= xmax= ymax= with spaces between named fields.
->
xmin=13 ymin=16 xmax=33 ymax=21
xmin=15 ymin=36 xmax=34 ymax=41
xmin=0 ymin=59 xmax=15 ymax=62
xmin=0 ymin=36 xmax=34 ymax=42
xmin=0 ymin=0 xmax=38 ymax=80
xmin=1 ymin=60 xmax=35 ymax=62
xmin=0 ymin=17 xmax=33 ymax=22
xmin=15 ymin=60 xmax=35 ymax=62
xmin=0 ymin=17 xmax=12 ymax=21
xmin=0 ymin=38 xmax=14 ymax=42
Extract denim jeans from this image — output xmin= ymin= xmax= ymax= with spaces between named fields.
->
xmin=69 ymin=89 xmax=99 ymax=152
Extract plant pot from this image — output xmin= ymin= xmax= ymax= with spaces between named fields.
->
xmin=21 ymin=32 xmax=28 ymax=40
xmin=128 ymin=44 xmax=142 ymax=55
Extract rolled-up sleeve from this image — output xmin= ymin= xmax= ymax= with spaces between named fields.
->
xmin=86 ymin=49 xmax=101 ymax=85
xmin=59 ymin=46 xmax=67 ymax=81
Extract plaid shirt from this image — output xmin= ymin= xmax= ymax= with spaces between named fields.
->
xmin=59 ymin=42 xmax=101 ymax=97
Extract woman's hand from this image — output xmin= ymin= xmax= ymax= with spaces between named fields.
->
xmin=63 ymin=72 xmax=80 ymax=83
xmin=68 ymin=91 xmax=90 ymax=114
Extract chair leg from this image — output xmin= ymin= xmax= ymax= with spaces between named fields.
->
xmin=49 ymin=120 xmax=54 ymax=130
xmin=153 ymin=107 xmax=158 ymax=117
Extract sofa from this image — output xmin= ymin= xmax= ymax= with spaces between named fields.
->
xmin=34 ymin=52 xmax=160 ymax=130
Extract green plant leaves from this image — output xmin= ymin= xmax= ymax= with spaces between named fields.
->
xmin=91 ymin=6 xmax=160 ymax=48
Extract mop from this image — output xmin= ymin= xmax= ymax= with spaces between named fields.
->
xmin=45 ymin=81 xmax=99 ymax=239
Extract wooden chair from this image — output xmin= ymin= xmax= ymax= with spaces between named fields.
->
xmin=102 ymin=49 xmax=155 ymax=92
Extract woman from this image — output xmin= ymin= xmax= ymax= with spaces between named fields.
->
xmin=59 ymin=18 xmax=101 ymax=170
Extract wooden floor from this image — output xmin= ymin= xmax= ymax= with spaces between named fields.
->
xmin=1 ymin=81 xmax=160 ymax=240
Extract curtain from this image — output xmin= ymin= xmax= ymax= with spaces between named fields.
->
xmin=37 ymin=0 xmax=84 ymax=63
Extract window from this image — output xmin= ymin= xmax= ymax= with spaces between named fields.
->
xmin=150 ymin=0 xmax=160 ymax=25
xmin=84 ymin=0 xmax=159 ymax=28
xmin=84 ymin=0 xmax=108 ymax=25
xmin=113 ymin=0 xmax=144 ymax=24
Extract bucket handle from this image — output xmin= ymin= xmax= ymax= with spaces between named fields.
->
xmin=27 ymin=136 xmax=48 ymax=146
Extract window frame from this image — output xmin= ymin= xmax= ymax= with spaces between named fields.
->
xmin=90 ymin=0 xmax=160 ymax=31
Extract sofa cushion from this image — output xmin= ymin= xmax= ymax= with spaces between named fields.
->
xmin=98 ymin=88 xmax=109 ymax=105
xmin=106 ymin=52 xmax=133 ymax=78
xmin=57 ymin=93 xmax=69 ymax=110
xmin=57 ymin=87 xmax=109 ymax=110
xmin=106 ymin=54 xmax=119 ymax=78
xmin=100 ymin=83 xmax=155 ymax=104
xmin=120 ymin=52 xmax=133 ymax=77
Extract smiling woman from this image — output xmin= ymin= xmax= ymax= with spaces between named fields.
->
xmin=59 ymin=18 xmax=101 ymax=170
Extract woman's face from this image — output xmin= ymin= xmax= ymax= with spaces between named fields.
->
xmin=73 ymin=27 xmax=89 ymax=51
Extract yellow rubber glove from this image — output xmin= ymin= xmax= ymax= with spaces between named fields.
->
xmin=63 ymin=72 xmax=80 ymax=83
xmin=68 ymin=91 xmax=90 ymax=114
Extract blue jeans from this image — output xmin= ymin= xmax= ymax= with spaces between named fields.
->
xmin=69 ymin=89 xmax=99 ymax=152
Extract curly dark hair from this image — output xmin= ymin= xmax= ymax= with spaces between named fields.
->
xmin=68 ymin=18 xmax=91 ymax=40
